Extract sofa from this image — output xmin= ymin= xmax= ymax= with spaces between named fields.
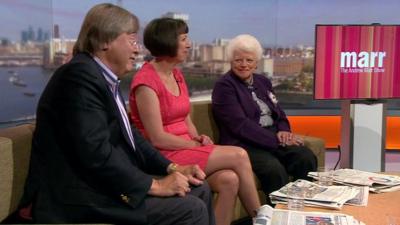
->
xmin=0 ymin=100 xmax=325 ymax=224
xmin=190 ymin=101 xmax=325 ymax=221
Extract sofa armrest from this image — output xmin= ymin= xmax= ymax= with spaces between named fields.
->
xmin=0 ymin=137 xmax=13 ymax=221
xmin=300 ymin=135 xmax=325 ymax=168
xmin=0 ymin=123 xmax=35 ymax=220
xmin=190 ymin=101 xmax=327 ymax=222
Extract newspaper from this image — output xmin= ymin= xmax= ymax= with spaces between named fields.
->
xmin=270 ymin=180 xmax=362 ymax=209
xmin=343 ymin=186 xmax=369 ymax=206
xmin=254 ymin=204 xmax=365 ymax=225
xmin=308 ymin=169 xmax=400 ymax=193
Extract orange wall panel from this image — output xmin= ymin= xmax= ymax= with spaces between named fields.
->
xmin=288 ymin=116 xmax=341 ymax=149
xmin=386 ymin=117 xmax=400 ymax=150
xmin=287 ymin=116 xmax=400 ymax=150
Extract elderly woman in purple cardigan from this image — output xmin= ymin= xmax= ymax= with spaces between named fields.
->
xmin=212 ymin=34 xmax=317 ymax=205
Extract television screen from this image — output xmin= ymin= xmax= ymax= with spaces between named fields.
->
xmin=314 ymin=24 xmax=400 ymax=100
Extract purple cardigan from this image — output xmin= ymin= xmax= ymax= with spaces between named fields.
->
xmin=212 ymin=70 xmax=291 ymax=150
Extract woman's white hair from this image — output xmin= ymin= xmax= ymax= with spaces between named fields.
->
xmin=226 ymin=34 xmax=263 ymax=61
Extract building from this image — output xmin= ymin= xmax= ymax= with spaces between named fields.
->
xmin=273 ymin=56 xmax=304 ymax=76
xmin=162 ymin=12 xmax=189 ymax=23
xmin=53 ymin=24 xmax=60 ymax=39
xmin=257 ymin=57 xmax=274 ymax=78
xmin=214 ymin=38 xmax=230 ymax=47
xmin=43 ymin=38 xmax=76 ymax=68
xmin=199 ymin=44 xmax=227 ymax=62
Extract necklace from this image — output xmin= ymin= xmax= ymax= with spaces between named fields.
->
xmin=152 ymin=62 xmax=174 ymax=81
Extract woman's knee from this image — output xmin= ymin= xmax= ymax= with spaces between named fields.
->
xmin=214 ymin=170 xmax=239 ymax=193
xmin=231 ymin=146 xmax=251 ymax=165
xmin=208 ymin=146 xmax=251 ymax=172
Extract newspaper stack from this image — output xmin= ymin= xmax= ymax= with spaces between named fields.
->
xmin=308 ymin=169 xmax=400 ymax=193
xmin=269 ymin=180 xmax=364 ymax=210
xmin=254 ymin=204 xmax=365 ymax=225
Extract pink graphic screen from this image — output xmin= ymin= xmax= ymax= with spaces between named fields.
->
xmin=314 ymin=25 xmax=400 ymax=100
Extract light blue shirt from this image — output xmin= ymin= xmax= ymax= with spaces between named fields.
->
xmin=93 ymin=56 xmax=136 ymax=150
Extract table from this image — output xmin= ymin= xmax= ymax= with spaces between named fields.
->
xmin=276 ymin=172 xmax=400 ymax=225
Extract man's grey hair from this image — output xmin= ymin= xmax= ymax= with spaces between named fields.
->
xmin=73 ymin=3 xmax=139 ymax=55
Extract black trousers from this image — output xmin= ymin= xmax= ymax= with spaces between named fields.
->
xmin=245 ymin=144 xmax=317 ymax=197
xmin=146 ymin=181 xmax=216 ymax=225
xmin=5 ymin=182 xmax=216 ymax=225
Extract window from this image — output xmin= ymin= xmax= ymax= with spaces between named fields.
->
xmin=2 ymin=0 xmax=400 ymax=127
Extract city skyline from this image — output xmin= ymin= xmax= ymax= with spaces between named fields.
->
xmin=1 ymin=0 xmax=400 ymax=47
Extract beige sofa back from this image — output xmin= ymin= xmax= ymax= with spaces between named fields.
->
xmin=0 ymin=136 xmax=13 ymax=221
xmin=0 ymin=101 xmax=325 ymax=222
xmin=190 ymin=100 xmax=325 ymax=220
xmin=190 ymin=100 xmax=325 ymax=168
xmin=0 ymin=123 xmax=34 ymax=221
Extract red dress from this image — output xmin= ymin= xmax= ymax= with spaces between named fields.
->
xmin=129 ymin=62 xmax=214 ymax=170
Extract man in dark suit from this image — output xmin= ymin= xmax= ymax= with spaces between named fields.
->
xmin=19 ymin=3 xmax=215 ymax=225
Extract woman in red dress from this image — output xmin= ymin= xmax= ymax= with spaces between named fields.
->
xmin=129 ymin=18 xmax=261 ymax=225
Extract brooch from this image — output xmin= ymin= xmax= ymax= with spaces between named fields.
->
xmin=268 ymin=91 xmax=278 ymax=105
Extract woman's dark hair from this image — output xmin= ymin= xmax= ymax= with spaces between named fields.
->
xmin=143 ymin=17 xmax=188 ymax=57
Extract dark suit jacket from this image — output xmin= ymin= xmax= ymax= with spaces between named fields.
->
xmin=212 ymin=70 xmax=290 ymax=150
xmin=22 ymin=53 xmax=171 ymax=224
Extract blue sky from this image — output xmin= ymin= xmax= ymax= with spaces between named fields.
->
xmin=1 ymin=0 xmax=400 ymax=46
xmin=51 ymin=0 xmax=277 ymax=45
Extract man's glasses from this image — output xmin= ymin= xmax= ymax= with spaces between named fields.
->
xmin=128 ymin=33 xmax=140 ymax=47
xmin=130 ymin=40 xmax=138 ymax=46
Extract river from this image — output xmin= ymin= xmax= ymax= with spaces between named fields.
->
xmin=0 ymin=66 xmax=51 ymax=124
xmin=1 ymin=66 xmax=399 ymax=127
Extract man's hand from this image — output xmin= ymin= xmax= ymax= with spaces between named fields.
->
xmin=148 ymin=173 xmax=191 ymax=197
xmin=192 ymin=134 xmax=213 ymax=146
xmin=176 ymin=164 xmax=206 ymax=186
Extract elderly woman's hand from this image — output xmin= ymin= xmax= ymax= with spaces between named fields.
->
xmin=293 ymin=135 xmax=304 ymax=146
xmin=277 ymin=131 xmax=304 ymax=146
xmin=277 ymin=131 xmax=292 ymax=146
xmin=288 ymin=134 xmax=304 ymax=146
